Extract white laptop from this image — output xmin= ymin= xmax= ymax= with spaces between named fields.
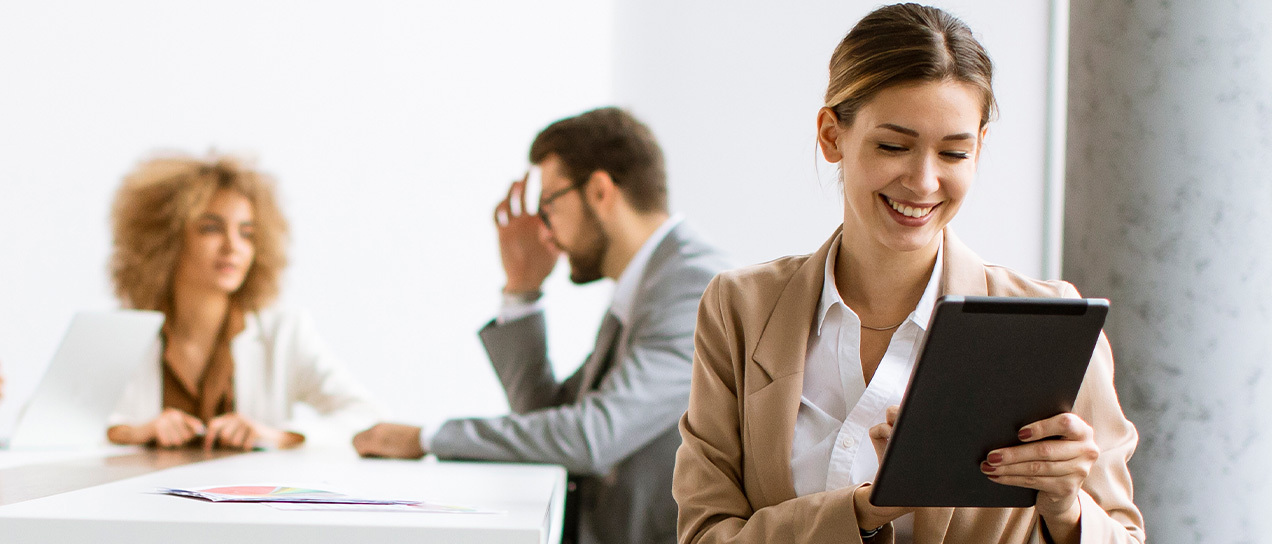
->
xmin=7 ymin=310 xmax=164 ymax=449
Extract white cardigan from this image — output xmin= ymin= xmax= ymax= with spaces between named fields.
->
xmin=110 ymin=307 xmax=388 ymax=446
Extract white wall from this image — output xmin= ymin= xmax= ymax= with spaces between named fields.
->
xmin=0 ymin=0 xmax=616 ymax=434
xmin=611 ymin=0 xmax=1054 ymax=273
xmin=0 ymin=1 xmax=1058 ymax=436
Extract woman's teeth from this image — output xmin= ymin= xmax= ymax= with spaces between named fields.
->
xmin=886 ymin=197 xmax=934 ymax=218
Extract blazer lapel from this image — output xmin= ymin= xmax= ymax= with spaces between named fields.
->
xmin=741 ymin=227 xmax=989 ymax=512
xmin=745 ymin=228 xmax=840 ymax=505
xmin=577 ymin=311 xmax=623 ymax=397
xmin=230 ymin=312 xmax=268 ymax=421
xmin=576 ymin=222 xmax=687 ymax=397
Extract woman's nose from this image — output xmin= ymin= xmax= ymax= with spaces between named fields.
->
xmin=904 ymin=154 xmax=941 ymax=197
xmin=222 ymin=230 xmax=248 ymax=254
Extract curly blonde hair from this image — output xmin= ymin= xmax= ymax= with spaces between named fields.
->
xmin=110 ymin=152 xmax=289 ymax=312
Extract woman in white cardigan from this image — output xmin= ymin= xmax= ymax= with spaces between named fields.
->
xmin=106 ymin=153 xmax=385 ymax=450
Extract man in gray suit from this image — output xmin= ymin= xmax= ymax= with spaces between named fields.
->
xmin=353 ymin=107 xmax=729 ymax=544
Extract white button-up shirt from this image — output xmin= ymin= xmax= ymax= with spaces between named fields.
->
xmin=790 ymin=234 xmax=942 ymax=542
xmin=607 ymin=215 xmax=682 ymax=331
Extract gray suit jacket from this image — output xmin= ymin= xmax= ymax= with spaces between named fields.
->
xmin=431 ymin=222 xmax=730 ymax=544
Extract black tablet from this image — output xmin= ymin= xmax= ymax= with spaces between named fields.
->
xmin=868 ymin=295 xmax=1108 ymax=508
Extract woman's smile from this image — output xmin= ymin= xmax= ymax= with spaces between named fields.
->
xmin=880 ymin=194 xmax=940 ymax=223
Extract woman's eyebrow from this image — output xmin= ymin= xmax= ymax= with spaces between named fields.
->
xmin=877 ymin=123 xmax=919 ymax=136
xmin=196 ymin=213 xmax=225 ymax=223
xmin=877 ymin=123 xmax=974 ymax=141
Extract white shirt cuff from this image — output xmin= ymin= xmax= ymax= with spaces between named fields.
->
xmin=419 ymin=423 xmax=436 ymax=453
xmin=497 ymin=294 xmax=544 ymax=325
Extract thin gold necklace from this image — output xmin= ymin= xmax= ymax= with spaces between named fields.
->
xmin=860 ymin=317 xmax=907 ymax=331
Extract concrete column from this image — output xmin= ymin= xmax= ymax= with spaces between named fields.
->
xmin=1064 ymin=1 xmax=1272 ymax=542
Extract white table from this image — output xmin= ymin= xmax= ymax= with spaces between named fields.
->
xmin=0 ymin=449 xmax=565 ymax=544
xmin=0 ymin=444 xmax=142 ymax=470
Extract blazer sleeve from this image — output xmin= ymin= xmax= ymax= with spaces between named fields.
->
xmin=430 ymin=280 xmax=701 ymax=476
xmin=1055 ymin=284 xmax=1146 ymax=543
xmin=674 ymin=277 xmax=881 ymax=544
xmin=478 ymin=312 xmax=576 ymax=413
xmin=279 ymin=311 xmax=390 ymax=443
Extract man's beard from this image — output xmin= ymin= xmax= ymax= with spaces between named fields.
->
xmin=565 ymin=200 xmax=609 ymax=285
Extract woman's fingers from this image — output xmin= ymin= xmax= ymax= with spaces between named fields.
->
xmin=152 ymin=410 xmax=200 ymax=447
xmin=869 ymin=405 xmax=901 ymax=461
xmin=981 ymin=458 xmax=1091 ymax=495
xmin=204 ymin=417 xmax=225 ymax=450
xmin=869 ymin=405 xmax=901 ymax=462
xmin=981 ymin=412 xmax=1101 ymax=499
xmin=153 ymin=422 xmax=174 ymax=447
xmin=987 ymin=436 xmax=1097 ymax=467
xmin=237 ymin=425 xmax=258 ymax=451
xmin=1019 ymin=413 xmax=1092 ymax=443
xmin=156 ymin=409 xmax=203 ymax=446
xmin=142 ymin=411 xmax=269 ymax=450
xmin=868 ymin=424 xmax=892 ymax=461
xmin=868 ymin=426 xmax=889 ymax=462
xmin=203 ymin=414 xmax=261 ymax=450
xmin=179 ymin=411 xmax=206 ymax=437
xmin=156 ymin=419 xmax=187 ymax=448
xmin=206 ymin=416 xmax=242 ymax=450
xmin=227 ymin=421 xmax=250 ymax=450
xmin=982 ymin=453 xmax=1089 ymax=478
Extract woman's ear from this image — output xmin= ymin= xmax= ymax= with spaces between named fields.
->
xmin=816 ymin=107 xmax=844 ymax=163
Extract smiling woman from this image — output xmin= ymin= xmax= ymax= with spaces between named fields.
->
xmin=825 ymin=81 xmax=984 ymax=263
xmin=104 ymin=153 xmax=387 ymax=451
xmin=672 ymin=4 xmax=1144 ymax=544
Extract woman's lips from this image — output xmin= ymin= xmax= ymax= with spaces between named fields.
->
xmin=881 ymin=195 xmax=940 ymax=226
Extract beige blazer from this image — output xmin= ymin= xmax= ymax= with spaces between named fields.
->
xmin=673 ymin=228 xmax=1145 ymax=544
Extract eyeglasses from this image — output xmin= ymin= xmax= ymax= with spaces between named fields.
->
xmin=537 ymin=182 xmax=584 ymax=230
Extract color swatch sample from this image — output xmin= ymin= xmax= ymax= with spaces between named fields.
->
xmin=158 ymin=486 xmax=418 ymax=505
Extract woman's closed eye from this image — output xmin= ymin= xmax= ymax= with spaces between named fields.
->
xmin=876 ymin=143 xmax=971 ymax=161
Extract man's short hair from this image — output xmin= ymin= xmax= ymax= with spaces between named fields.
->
xmin=529 ymin=107 xmax=668 ymax=213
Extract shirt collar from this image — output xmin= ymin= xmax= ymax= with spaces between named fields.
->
xmin=815 ymin=232 xmax=944 ymax=335
xmin=913 ymin=239 xmax=944 ymax=331
xmin=609 ymin=214 xmax=683 ymax=326
xmin=815 ymin=235 xmax=844 ymax=336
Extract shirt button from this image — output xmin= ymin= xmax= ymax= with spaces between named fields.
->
xmin=841 ymin=437 xmax=854 ymax=449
